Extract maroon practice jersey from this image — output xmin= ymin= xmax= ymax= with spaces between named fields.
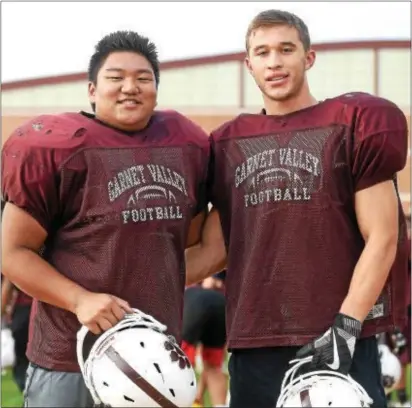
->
xmin=2 ymin=110 xmax=210 ymax=371
xmin=209 ymin=92 xmax=409 ymax=349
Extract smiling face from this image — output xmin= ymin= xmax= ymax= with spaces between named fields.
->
xmin=88 ymin=51 xmax=157 ymax=132
xmin=245 ymin=24 xmax=315 ymax=105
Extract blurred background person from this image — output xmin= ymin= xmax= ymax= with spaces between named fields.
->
xmin=182 ymin=272 xmax=228 ymax=407
xmin=1 ymin=276 xmax=32 ymax=394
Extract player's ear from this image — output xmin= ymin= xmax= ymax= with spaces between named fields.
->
xmin=305 ymin=49 xmax=316 ymax=71
xmin=245 ymin=56 xmax=253 ymax=75
xmin=88 ymin=82 xmax=96 ymax=104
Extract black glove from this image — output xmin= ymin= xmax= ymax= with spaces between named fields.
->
xmin=296 ymin=313 xmax=362 ymax=374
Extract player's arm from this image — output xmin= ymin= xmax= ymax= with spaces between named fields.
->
xmin=186 ymin=210 xmax=207 ymax=248
xmin=185 ymin=208 xmax=227 ymax=285
xmin=2 ymin=123 xmax=132 ymax=334
xmin=2 ymin=204 xmax=131 ymax=334
xmin=2 ymin=203 xmax=89 ymax=313
xmin=296 ymin=99 xmax=408 ymax=373
xmin=186 ymin=132 xmax=214 ymax=249
xmin=339 ymin=100 xmax=408 ymax=323
xmin=339 ymin=181 xmax=399 ymax=322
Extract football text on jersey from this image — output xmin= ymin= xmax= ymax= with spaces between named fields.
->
xmin=108 ymin=164 xmax=188 ymax=224
xmin=235 ymin=145 xmax=321 ymax=207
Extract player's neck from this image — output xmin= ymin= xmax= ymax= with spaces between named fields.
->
xmin=93 ymin=113 xmax=153 ymax=134
xmin=263 ymin=87 xmax=318 ymax=117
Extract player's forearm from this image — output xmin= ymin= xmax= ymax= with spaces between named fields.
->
xmin=185 ymin=243 xmax=226 ymax=285
xmin=340 ymin=233 xmax=398 ymax=323
xmin=2 ymin=247 xmax=88 ymax=314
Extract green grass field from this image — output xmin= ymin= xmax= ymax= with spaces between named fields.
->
xmin=1 ymin=365 xmax=410 ymax=407
xmin=1 ymin=370 xmax=23 ymax=408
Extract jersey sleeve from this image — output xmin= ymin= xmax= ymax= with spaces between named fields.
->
xmin=352 ymin=101 xmax=408 ymax=192
xmin=2 ymin=121 xmax=61 ymax=231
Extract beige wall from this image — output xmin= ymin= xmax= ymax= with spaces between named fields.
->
xmin=2 ymin=62 xmax=242 ymax=111
xmin=2 ymin=82 xmax=88 ymax=110
xmin=3 ymin=47 xmax=410 ymax=112
xmin=308 ymin=49 xmax=375 ymax=100
xmin=378 ymin=48 xmax=410 ymax=108
xmin=158 ymin=62 xmax=240 ymax=108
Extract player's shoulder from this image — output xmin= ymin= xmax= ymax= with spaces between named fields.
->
xmin=155 ymin=109 xmax=209 ymax=148
xmin=210 ymin=113 xmax=265 ymax=141
xmin=329 ymin=93 xmax=408 ymax=159
xmin=327 ymin=92 xmax=407 ymax=140
xmin=331 ymin=92 xmax=405 ymax=117
xmin=210 ymin=116 xmax=239 ymax=139
xmin=3 ymin=112 xmax=91 ymax=153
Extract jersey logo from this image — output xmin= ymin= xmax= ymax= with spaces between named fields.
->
xmin=164 ymin=340 xmax=192 ymax=370
xmin=229 ymin=128 xmax=337 ymax=208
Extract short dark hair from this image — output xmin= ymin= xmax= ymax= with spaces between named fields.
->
xmin=88 ymin=30 xmax=160 ymax=86
xmin=246 ymin=9 xmax=311 ymax=53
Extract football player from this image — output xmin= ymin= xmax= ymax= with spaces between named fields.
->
xmin=182 ymin=274 xmax=228 ymax=407
xmin=2 ymin=31 xmax=209 ymax=407
xmin=185 ymin=9 xmax=409 ymax=408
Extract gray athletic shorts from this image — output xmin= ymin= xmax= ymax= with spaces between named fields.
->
xmin=24 ymin=363 xmax=95 ymax=407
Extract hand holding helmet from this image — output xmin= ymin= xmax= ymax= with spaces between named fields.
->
xmin=77 ymin=308 xmax=197 ymax=407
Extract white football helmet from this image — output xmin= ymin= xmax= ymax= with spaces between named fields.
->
xmin=77 ymin=308 xmax=197 ymax=407
xmin=276 ymin=357 xmax=373 ymax=407
xmin=378 ymin=344 xmax=402 ymax=395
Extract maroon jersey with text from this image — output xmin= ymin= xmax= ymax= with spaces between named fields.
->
xmin=2 ymin=111 xmax=209 ymax=371
xmin=209 ymin=93 xmax=409 ymax=349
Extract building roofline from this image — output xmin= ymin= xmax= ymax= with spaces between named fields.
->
xmin=2 ymin=39 xmax=410 ymax=91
